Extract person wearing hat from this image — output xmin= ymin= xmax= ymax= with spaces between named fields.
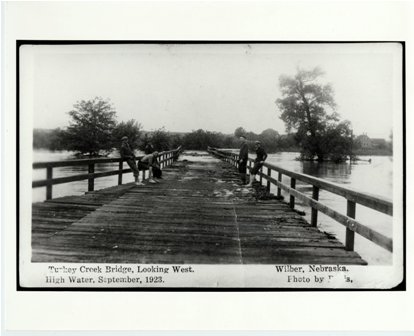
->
xmin=238 ymin=135 xmax=249 ymax=184
xmin=120 ymin=136 xmax=142 ymax=185
xmin=247 ymin=140 xmax=268 ymax=187
xmin=144 ymin=142 xmax=154 ymax=155
xmin=139 ymin=151 xmax=161 ymax=183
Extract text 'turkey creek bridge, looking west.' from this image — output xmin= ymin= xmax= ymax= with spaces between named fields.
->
xmin=31 ymin=147 xmax=393 ymax=265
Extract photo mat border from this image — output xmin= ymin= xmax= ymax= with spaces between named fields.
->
xmin=16 ymin=40 xmax=407 ymax=292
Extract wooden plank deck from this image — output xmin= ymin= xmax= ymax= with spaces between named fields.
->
xmin=32 ymin=152 xmax=367 ymax=264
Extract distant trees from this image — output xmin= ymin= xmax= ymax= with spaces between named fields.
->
xmin=32 ymin=96 xmax=307 ymax=155
xmin=33 ymin=128 xmax=67 ymax=151
xmin=178 ymin=128 xmax=296 ymax=152
xmin=182 ymin=129 xmax=227 ymax=150
xmin=234 ymin=127 xmax=247 ymax=138
xmin=148 ymin=128 xmax=173 ymax=152
xmin=276 ymin=67 xmax=353 ymax=162
xmin=259 ymin=128 xmax=280 ymax=151
xmin=113 ymin=119 xmax=142 ymax=151
xmin=64 ymin=97 xmax=117 ymax=156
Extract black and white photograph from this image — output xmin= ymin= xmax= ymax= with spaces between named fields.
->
xmin=3 ymin=1 xmax=413 ymax=333
xmin=18 ymin=42 xmax=403 ymax=289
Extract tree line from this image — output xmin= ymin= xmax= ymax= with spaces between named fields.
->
xmin=33 ymin=97 xmax=299 ymax=155
xmin=33 ymin=123 xmax=299 ymax=155
xmin=33 ymin=67 xmax=391 ymax=161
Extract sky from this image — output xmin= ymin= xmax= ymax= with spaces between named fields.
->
xmin=22 ymin=43 xmax=402 ymax=139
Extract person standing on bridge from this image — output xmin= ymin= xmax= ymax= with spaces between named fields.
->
xmin=247 ymin=140 xmax=268 ymax=187
xmin=120 ymin=136 xmax=142 ymax=185
xmin=238 ymin=135 xmax=249 ymax=184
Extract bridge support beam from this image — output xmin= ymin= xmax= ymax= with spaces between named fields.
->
xmin=346 ymin=200 xmax=356 ymax=251
xmin=311 ymin=186 xmax=319 ymax=226
xmin=88 ymin=163 xmax=95 ymax=192
xmin=290 ymin=178 xmax=296 ymax=209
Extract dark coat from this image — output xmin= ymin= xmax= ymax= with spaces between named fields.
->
xmin=239 ymin=143 xmax=249 ymax=161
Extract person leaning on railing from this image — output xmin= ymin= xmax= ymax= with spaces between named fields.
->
xmin=138 ymin=151 xmax=162 ymax=184
xmin=247 ymin=140 xmax=268 ymax=187
xmin=120 ymin=136 xmax=142 ymax=185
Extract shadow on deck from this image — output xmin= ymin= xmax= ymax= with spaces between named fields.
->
xmin=32 ymin=153 xmax=367 ymax=265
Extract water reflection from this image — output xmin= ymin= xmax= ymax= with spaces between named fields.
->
xmin=302 ymin=160 xmax=353 ymax=182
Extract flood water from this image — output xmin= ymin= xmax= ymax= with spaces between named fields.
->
xmin=32 ymin=149 xmax=393 ymax=265
xmin=265 ymin=152 xmax=393 ymax=265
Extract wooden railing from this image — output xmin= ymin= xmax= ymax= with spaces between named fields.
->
xmin=33 ymin=147 xmax=182 ymax=200
xmin=208 ymin=147 xmax=393 ymax=253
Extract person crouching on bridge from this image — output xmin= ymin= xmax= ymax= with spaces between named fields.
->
xmin=247 ymin=141 xmax=268 ymax=187
xmin=139 ymin=151 xmax=162 ymax=184
xmin=238 ymin=135 xmax=249 ymax=184
xmin=120 ymin=136 xmax=142 ymax=185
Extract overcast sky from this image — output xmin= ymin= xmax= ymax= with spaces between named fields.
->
xmin=23 ymin=43 xmax=401 ymax=138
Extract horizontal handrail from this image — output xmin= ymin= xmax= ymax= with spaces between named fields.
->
xmin=263 ymin=162 xmax=392 ymax=215
xmin=208 ymin=147 xmax=393 ymax=253
xmin=32 ymin=147 xmax=182 ymax=200
xmin=209 ymin=147 xmax=392 ymax=215
xmin=33 ymin=148 xmax=181 ymax=168
xmin=32 ymin=168 xmax=133 ymax=188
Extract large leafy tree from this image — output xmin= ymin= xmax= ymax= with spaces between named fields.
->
xmin=64 ymin=97 xmax=117 ymax=156
xmin=276 ymin=67 xmax=352 ymax=161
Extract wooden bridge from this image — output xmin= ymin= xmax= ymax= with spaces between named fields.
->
xmin=31 ymin=148 xmax=393 ymax=264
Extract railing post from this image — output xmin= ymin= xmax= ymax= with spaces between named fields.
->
xmin=259 ymin=167 xmax=263 ymax=185
xmin=345 ymin=200 xmax=356 ymax=251
xmin=118 ymin=161 xmax=123 ymax=185
xmin=311 ymin=186 xmax=319 ymax=226
xmin=277 ymin=172 xmax=282 ymax=198
xmin=88 ymin=163 xmax=95 ymax=192
xmin=290 ymin=177 xmax=296 ymax=209
xmin=46 ymin=166 xmax=53 ymax=200
xmin=266 ymin=167 xmax=271 ymax=192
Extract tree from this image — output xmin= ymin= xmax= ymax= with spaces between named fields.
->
xmin=113 ymin=119 xmax=142 ymax=151
xmin=234 ymin=127 xmax=247 ymax=138
xmin=33 ymin=128 xmax=67 ymax=151
xmin=259 ymin=128 xmax=280 ymax=152
xmin=64 ymin=97 xmax=117 ymax=156
xmin=318 ymin=121 xmax=353 ymax=163
xmin=276 ymin=67 xmax=352 ymax=161
xmin=149 ymin=127 xmax=171 ymax=151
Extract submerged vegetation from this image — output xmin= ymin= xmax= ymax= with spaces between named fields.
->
xmin=276 ymin=67 xmax=354 ymax=162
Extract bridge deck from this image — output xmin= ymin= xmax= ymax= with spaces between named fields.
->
xmin=32 ymin=153 xmax=367 ymax=264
